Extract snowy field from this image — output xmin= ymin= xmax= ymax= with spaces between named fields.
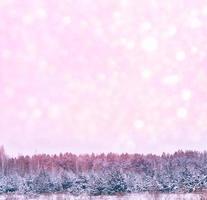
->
xmin=0 ymin=193 xmax=207 ymax=200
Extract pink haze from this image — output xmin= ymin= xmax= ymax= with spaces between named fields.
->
xmin=0 ymin=0 xmax=207 ymax=155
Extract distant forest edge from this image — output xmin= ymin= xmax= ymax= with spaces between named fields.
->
xmin=0 ymin=146 xmax=207 ymax=195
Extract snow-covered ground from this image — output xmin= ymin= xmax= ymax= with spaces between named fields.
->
xmin=0 ymin=193 xmax=206 ymax=200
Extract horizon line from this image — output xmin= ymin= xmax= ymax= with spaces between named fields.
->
xmin=1 ymin=145 xmax=206 ymax=158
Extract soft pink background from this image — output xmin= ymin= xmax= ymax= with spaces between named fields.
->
xmin=0 ymin=0 xmax=207 ymax=156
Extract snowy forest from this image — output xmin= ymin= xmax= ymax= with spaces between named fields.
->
xmin=0 ymin=147 xmax=207 ymax=195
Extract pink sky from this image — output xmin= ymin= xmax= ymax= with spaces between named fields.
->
xmin=0 ymin=0 xmax=207 ymax=156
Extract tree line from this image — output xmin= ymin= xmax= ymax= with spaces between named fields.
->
xmin=0 ymin=146 xmax=207 ymax=195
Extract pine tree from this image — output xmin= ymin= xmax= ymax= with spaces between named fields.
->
xmin=105 ymin=169 xmax=127 ymax=195
xmin=32 ymin=170 xmax=53 ymax=193
xmin=87 ymin=172 xmax=107 ymax=195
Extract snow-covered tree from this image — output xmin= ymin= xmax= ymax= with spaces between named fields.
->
xmin=32 ymin=170 xmax=53 ymax=193
xmin=87 ymin=172 xmax=107 ymax=195
xmin=105 ymin=169 xmax=127 ymax=195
